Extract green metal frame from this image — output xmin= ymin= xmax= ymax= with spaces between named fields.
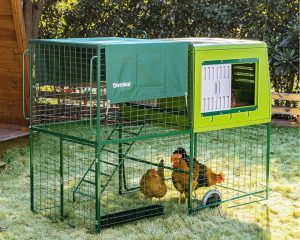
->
xmin=266 ymin=123 xmax=271 ymax=199
xmin=202 ymin=58 xmax=258 ymax=65
xmin=117 ymin=125 xmax=146 ymax=194
xmin=22 ymin=49 xmax=29 ymax=120
xmin=90 ymin=55 xmax=98 ymax=135
xmin=96 ymin=47 xmax=102 ymax=232
xmin=29 ymin=43 xmax=34 ymax=212
xmin=201 ymin=106 xmax=257 ymax=117
xmin=28 ymin=37 xmax=271 ymax=233
xmin=60 ymin=138 xmax=64 ymax=220
xmin=200 ymin=58 xmax=258 ymax=117
xmin=100 ymin=129 xmax=191 ymax=145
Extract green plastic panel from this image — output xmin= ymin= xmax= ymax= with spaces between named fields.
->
xmin=193 ymin=45 xmax=271 ymax=132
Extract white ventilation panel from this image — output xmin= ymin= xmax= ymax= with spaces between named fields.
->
xmin=201 ymin=64 xmax=231 ymax=113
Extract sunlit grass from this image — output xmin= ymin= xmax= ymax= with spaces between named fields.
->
xmin=290 ymin=209 xmax=300 ymax=219
xmin=0 ymin=127 xmax=299 ymax=240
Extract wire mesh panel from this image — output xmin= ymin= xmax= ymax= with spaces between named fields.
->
xmin=31 ymin=132 xmax=97 ymax=230
xmin=98 ymin=97 xmax=190 ymax=142
xmin=62 ymin=141 xmax=96 ymax=231
xmin=190 ymin=124 xmax=268 ymax=211
xmin=98 ymin=133 xmax=191 ymax=228
xmin=63 ymin=141 xmax=96 ymax=230
xmin=31 ymin=43 xmax=99 ymax=141
xmin=31 ymin=132 xmax=62 ymax=221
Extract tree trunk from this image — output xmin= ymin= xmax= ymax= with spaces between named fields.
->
xmin=287 ymin=74 xmax=295 ymax=93
xmin=23 ymin=0 xmax=33 ymax=42
xmin=23 ymin=0 xmax=44 ymax=43
xmin=32 ymin=1 xmax=43 ymax=39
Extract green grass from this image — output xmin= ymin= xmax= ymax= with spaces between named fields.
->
xmin=0 ymin=127 xmax=299 ymax=240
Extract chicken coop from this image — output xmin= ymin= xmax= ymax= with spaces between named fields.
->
xmin=27 ymin=37 xmax=271 ymax=232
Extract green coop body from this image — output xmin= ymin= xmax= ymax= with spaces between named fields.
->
xmin=28 ymin=37 xmax=271 ymax=232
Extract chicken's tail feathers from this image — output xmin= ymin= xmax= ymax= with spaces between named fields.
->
xmin=193 ymin=157 xmax=200 ymax=165
xmin=218 ymin=172 xmax=225 ymax=183
xmin=173 ymin=147 xmax=187 ymax=155
xmin=158 ymin=159 xmax=164 ymax=167
xmin=158 ymin=159 xmax=165 ymax=179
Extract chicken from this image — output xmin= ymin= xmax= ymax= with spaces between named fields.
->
xmin=171 ymin=153 xmax=199 ymax=203
xmin=140 ymin=159 xmax=167 ymax=199
xmin=172 ymin=147 xmax=225 ymax=190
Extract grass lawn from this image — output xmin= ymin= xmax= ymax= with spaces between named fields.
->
xmin=0 ymin=127 xmax=299 ymax=240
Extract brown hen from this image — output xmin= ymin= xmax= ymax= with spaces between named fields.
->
xmin=171 ymin=153 xmax=199 ymax=203
xmin=140 ymin=159 xmax=167 ymax=199
xmin=172 ymin=147 xmax=225 ymax=189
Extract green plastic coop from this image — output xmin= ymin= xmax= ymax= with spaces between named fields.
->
xmin=27 ymin=37 xmax=271 ymax=232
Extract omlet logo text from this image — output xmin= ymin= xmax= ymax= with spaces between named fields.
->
xmin=113 ymin=82 xmax=131 ymax=88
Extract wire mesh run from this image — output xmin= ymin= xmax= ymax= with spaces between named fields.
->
xmin=190 ymin=124 xmax=268 ymax=211
xmin=31 ymin=124 xmax=268 ymax=231
xmin=32 ymin=131 xmax=194 ymax=230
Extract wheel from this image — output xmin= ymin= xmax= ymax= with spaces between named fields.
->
xmin=201 ymin=189 xmax=222 ymax=208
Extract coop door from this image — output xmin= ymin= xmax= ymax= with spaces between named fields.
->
xmin=201 ymin=64 xmax=231 ymax=113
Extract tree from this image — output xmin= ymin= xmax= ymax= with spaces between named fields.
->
xmin=37 ymin=0 xmax=299 ymax=93
xmin=23 ymin=0 xmax=44 ymax=42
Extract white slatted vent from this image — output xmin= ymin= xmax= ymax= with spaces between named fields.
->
xmin=201 ymin=64 xmax=232 ymax=113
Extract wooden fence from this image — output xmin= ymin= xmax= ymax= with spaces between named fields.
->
xmin=272 ymin=92 xmax=300 ymax=126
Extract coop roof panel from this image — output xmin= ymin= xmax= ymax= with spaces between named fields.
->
xmin=29 ymin=37 xmax=190 ymax=47
xmin=169 ymin=37 xmax=266 ymax=50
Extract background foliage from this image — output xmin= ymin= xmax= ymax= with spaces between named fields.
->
xmin=39 ymin=0 xmax=299 ymax=93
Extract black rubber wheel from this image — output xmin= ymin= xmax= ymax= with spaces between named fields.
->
xmin=201 ymin=189 xmax=222 ymax=208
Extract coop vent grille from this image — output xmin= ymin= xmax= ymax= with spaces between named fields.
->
xmin=201 ymin=64 xmax=231 ymax=113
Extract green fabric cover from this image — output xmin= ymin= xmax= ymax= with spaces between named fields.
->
xmin=105 ymin=42 xmax=188 ymax=103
